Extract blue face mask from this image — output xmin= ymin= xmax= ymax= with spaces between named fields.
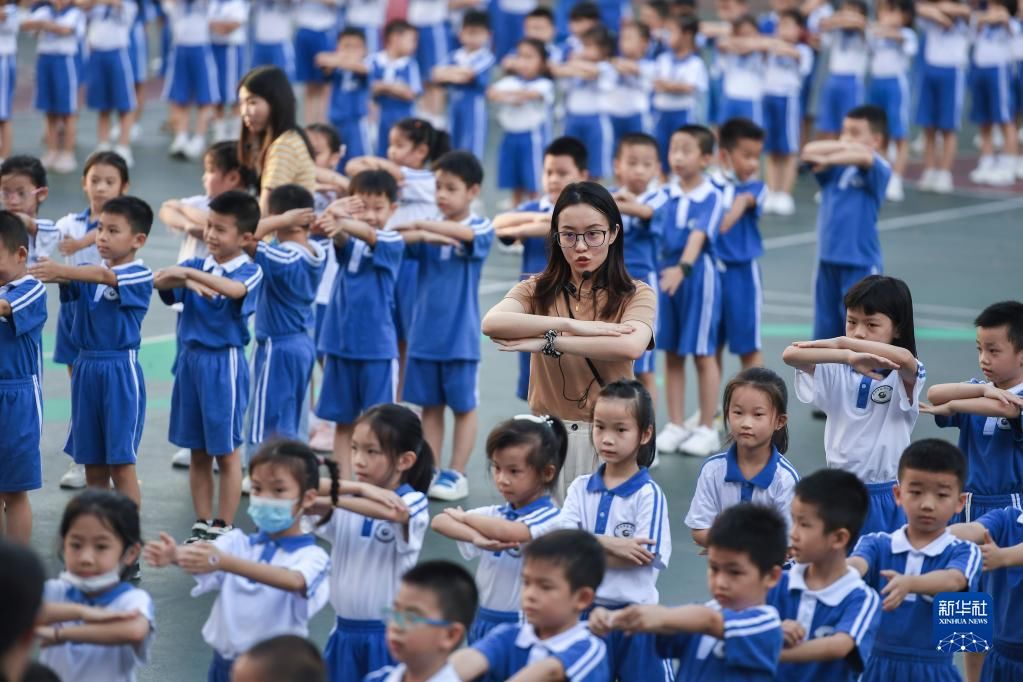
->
xmin=247 ymin=496 xmax=299 ymax=534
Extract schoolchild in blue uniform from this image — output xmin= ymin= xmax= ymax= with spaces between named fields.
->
xmin=926 ymin=301 xmax=1023 ymax=523
xmin=605 ymin=503 xmax=786 ymax=682
xmin=294 ymin=0 xmax=339 ymax=124
xmin=156 ymin=190 xmax=263 ymax=544
xmin=770 ymin=470 xmax=881 ymax=682
xmin=319 ymin=28 xmax=372 ymax=169
xmin=653 ymin=125 xmax=725 ymax=459
xmin=558 ymin=26 xmax=616 ymax=180
xmin=129 ymin=0 xmax=155 ymax=129
xmin=815 ymin=1 xmax=868 ymax=138
xmin=608 ymin=23 xmax=654 ymax=151
xmin=208 ymin=0 xmax=248 ymax=142
xmin=432 ymin=11 xmax=495 ymax=160
xmin=162 ymin=0 xmax=220 ymax=161
xmin=449 ymin=529 xmax=611 ymax=682
xmin=369 ymin=21 xmax=423 ymax=155
xmin=490 ymin=0 xmax=536 ymax=60
xmin=346 ymin=0 xmax=387 ymax=54
xmin=84 ymin=0 xmax=139 ymax=162
xmin=650 ymin=16 xmax=707 ymax=174
xmin=716 ymin=17 xmax=767 ymax=126
xmin=0 ymin=2 xmax=21 ymax=160
xmin=849 ymin=440 xmax=983 ymax=682
xmin=0 ymin=213 xmax=47 ymax=544
xmin=242 ymin=184 xmax=325 ymax=446
xmin=144 ymin=441 xmax=334 ymax=682
xmin=30 ymin=196 xmax=153 ymax=508
xmin=251 ymin=0 xmax=296 ymax=78
xmin=407 ymin=0 xmax=450 ymax=83
xmin=556 ymin=0 xmax=629 ymax=40
xmin=398 ymin=152 xmax=494 ymax=502
xmin=569 ymin=381 xmax=673 ymax=682
xmin=0 ymin=156 xmax=59 ymax=266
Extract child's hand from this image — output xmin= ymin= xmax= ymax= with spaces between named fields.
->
xmin=736 ymin=192 xmax=757 ymax=211
xmin=143 ymin=532 xmax=179 ymax=567
xmin=176 ymin=542 xmax=224 ymax=574
xmin=417 ymin=231 xmax=461 ymax=247
xmin=353 ymin=482 xmax=408 ymax=512
xmin=611 ymin=604 xmax=669 ymax=634
xmin=982 ymin=385 xmax=1023 ymax=410
xmin=659 ymin=266 xmax=685 ymax=296
xmin=27 ymin=257 xmax=65 ymax=283
xmin=185 ymin=279 xmax=218 ymax=299
xmin=780 ymin=619 xmax=806 ymax=648
xmin=612 ymin=188 xmax=636 ymax=203
xmin=586 ymin=607 xmax=615 ymax=636
xmin=848 ymin=352 xmax=900 ymax=381
xmin=979 ymin=530 xmax=1007 ymax=571
xmin=442 ymin=506 xmax=468 ymax=523
xmin=158 ymin=265 xmax=191 ymax=282
xmin=919 ymin=402 xmax=954 ymax=417
xmin=604 ymin=536 xmax=656 ymax=565
xmin=35 ymin=626 xmax=59 ymax=648
xmin=472 ymin=536 xmax=520 ymax=552
xmin=58 ymin=235 xmax=84 ymax=256
xmin=879 ymin=569 xmax=913 ymax=611
xmin=282 ymin=207 xmax=315 ymax=228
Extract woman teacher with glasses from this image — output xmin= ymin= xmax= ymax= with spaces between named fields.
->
xmin=481 ymin=182 xmax=656 ymax=501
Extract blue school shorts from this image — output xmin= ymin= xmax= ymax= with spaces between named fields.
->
xmin=817 ymin=74 xmax=864 ymax=134
xmin=916 ymin=63 xmax=965 ymax=131
xmin=334 ymin=116 xmax=372 ymax=164
xmin=763 ymin=94 xmax=801 ymax=154
xmin=813 ymin=261 xmax=879 ymax=341
xmin=468 ymin=607 xmax=520 ymax=645
xmin=129 ymin=21 xmax=147 ymax=84
xmin=162 ymin=45 xmax=220 ymax=106
xmin=294 ymin=28 xmax=335 ymax=83
xmin=316 ymin=356 xmax=396 ymax=425
xmin=982 ymin=644 xmax=1023 ymax=682
xmin=249 ymin=333 xmax=316 ymax=445
xmin=707 ymin=75 xmax=723 ymax=125
xmin=970 ymin=64 xmax=1013 ymax=125
xmin=0 ymin=378 xmax=42 ymax=492
xmin=207 ymin=651 xmax=234 ymax=682
xmin=64 ymin=350 xmax=146 ymax=466
xmin=211 ymin=44 xmax=246 ymax=106
xmin=634 ymin=271 xmax=658 ymax=375
xmin=0 ymin=54 xmax=16 ymax=121
xmin=450 ymin=91 xmax=487 ymax=159
xmin=564 ymin=112 xmax=613 ymax=178
xmin=86 ymin=48 xmax=137 ymax=113
xmin=53 ymin=305 xmax=78 ymax=365
xmin=251 ymin=41 xmax=296 ymax=80
xmin=1016 ymin=61 xmax=1023 ymax=118
xmin=862 ymin=647 xmax=960 ymax=682
xmin=653 ymin=108 xmax=692 ymax=172
xmin=313 ymin=302 xmax=328 ymax=351
xmin=862 ymin=481 xmax=905 ymax=536
xmin=516 ymin=351 xmax=530 ymax=402
xmin=954 ymin=492 xmax=1022 ymax=524
xmin=719 ymin=260 xmax=762 ymax=356
xmin=498 ymin=130 xmax=545 ymax=192
xmin=868 ymin=75 xmax=910 ymax=141
xmin=801 ymin=56 xmax=818 ymax=117
xmin=394 ymin=260 xmax=418 ymax=343
xmin=415 ymin=22 xmax=450 ymax=81
xmin=719 ymin=96 xmax=763 ymax=127
xmin=169 ymin=344 xmax=248 ymax=456
xmin=35 ymin=53 xmax=78 ymax=115
xmin=403 ymin=358 xmax=479 ymax=413
xmin=656 ymin=257 xmax=721 ymax=357
xmin=325 ymin=618 xmax=393 ymax=682
xmin=603 ymin=629 xmax=675 ymax=682
xmin=610 ymin=113 xmax=649 ymax=151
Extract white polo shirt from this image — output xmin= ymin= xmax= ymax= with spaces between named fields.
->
xmin=561 ymin=466 xmax=671 ymax=606
xmin=209 ymin=0 xmax=248 ymax=46
xmin=796 ymin=361 xmax=925 ymax=483
xmin=823 ymin=29 xmax=869 ymax=78
xmin=87 ymin=1 xmax=137 ymax=50
xmin=253 ymin=0 xmax=292 ymax=44
xmin=919 ymin=17 xmax=971 ymax=68
xmin=563 ymin=60 xmax=616 ymax=116
xmin=366 ymin=663 xmax=462 ymax=682
xmin=492 ymin=75 xmax=555 ymax=132
xmin=651 ymin=51 xmax=708 ymax=112
xmin=55 ymin=208 xmax=101 ymax=267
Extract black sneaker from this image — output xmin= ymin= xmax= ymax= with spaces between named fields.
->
xmin=205 ymin=519 xmax=234 ymax=541
xmin=184 ymin=519 xmax=211 ymax=544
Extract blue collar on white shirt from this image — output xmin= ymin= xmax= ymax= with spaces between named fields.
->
xmin=667 ymin=177 xmax=715 ymax=202
xmin=248 ymin=531 xmax=316 ymax=563
xmin=889 ymin=526 xmax=956 ymax=556
xmin=66 ymin=581 xmax=134 ymax=607
xmin=76 ymin=207 xmax=100 ymax=230
xmin=785 ymin=564 xmax=864 ymax=606
xmin=514 ymin=621 xmax=591 ymax=652
xmin=586 ymin=464 xmax=651 ymax=497
xmin=723 ymin=443 xmax=781 ymax=490
xmin=498 ymin=495 xmax=553 ymax=520
xmin=395 ymin=483 xmax=415 ymax=497
xmin=202 ymin=253 xmax=249 ymax=274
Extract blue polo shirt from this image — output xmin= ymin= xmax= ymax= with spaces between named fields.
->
xmin=252 ymin=240 xmax=326 ymax=340
xmin=61 ymin=260 xmax=152 ymax=351
xmin=0 ymin=275 xmax=47 ymax=379
xmin=814 ymin=153 xmax=891 ymax=268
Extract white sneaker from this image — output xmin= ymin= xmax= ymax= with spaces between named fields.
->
xmin=211 ymin=119 xmax=230 ymax=143
xmin=682 ymin=411 xmax=702 ymax=431
xmin=428 ymin=469 xmax=469 ymax=501
xmin=918 ymin=168 xmax=935 ymax=192
xmin=678 ymin=425 xmax=721 ymax=457
xmin=774 ymin=193 xmax=795 ymax=216
xmin=59 ymin=462 xmax=86 ymax=489
xmin=931 ymin=170 xmax=954 ymax=194
xmin=813 ymin=190 xmax=821 ymax=204
xmin=130 ymin=123 xmax=142 ymax=142
xmin=761 ymin=191 xmax=777 ymax=215
xmin=171 ymin=448 xmax=191 ymax=469
xmin=987 ymin=159 xmax=1016 ymax=187
xmin=113 ymin=144 xmax=134 ymax=168
xmin=969 ymin=156 xmax=995 ymax=185
xmin=910 ymin=133 xmax=925 ymax=156
xmin=169 ymin=133 xmax=189 ymax=158
xmin=241 ymin=475 xmax=251 ymax=496
xmin=656 ymin=423 xmax=692 ymax=454
xmin=184 ymin=135 xmax=206 ymax=161
xmin=885 ymin=174 xmax=904 ymax=202
xmin=52 ymin=152 xmax=76 ymax=174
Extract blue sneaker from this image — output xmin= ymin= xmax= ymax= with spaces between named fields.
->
xmin=428 ymin=469 xmax=469 ymax=501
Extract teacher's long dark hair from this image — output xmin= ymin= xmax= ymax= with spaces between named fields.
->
xmin=532 ymin=182 xmax=635 ymax=320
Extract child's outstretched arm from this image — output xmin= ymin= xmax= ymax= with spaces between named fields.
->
xmin=949 ymin=523 xmax=1023 ymax=571
xmin=57 ymin=229 xmax=97 ymax=257
xmin=36 ymin=612 xmax=150 ymax=648
xmin=923 ymin=383 xmax=1023 ymax=419
xmin=718 ymin=192 xmax=757 ymax=235
xmin=779 ymin=629 xmax=857 ymax=662
xmin=158 ymin=266 xmax=251 ymax=299
xmin=430 ymin=510 xmax=520 ymax=551
xmin=789 ymin=337 xmax=919 ymax=388
xmin=876 ymin=567 xmax=970 ymax=611
xmin=333 ymin=481 xmax=412 ymax=524
xmin=612 ymin=604 xmax=725 ymax=638
xmin=343 ymin=156 xmax=404 ymax=182
xmin=29 ymin=259 xmax=117 ymax=287
xmin=441 ymin=507 xmax=533 ymax=544
xmin=396 ymin=219 xmax=475 ymax=243
xmin=251 ymin=208 xmax=316 ymax=244
xmin=782 ymin=342 xmax=900 ymax=379
xmin=449 ymin=649 xmax=490 ymax=681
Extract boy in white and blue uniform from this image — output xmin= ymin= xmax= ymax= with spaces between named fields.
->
xmin=868 ymin=2 xmax=917 ymax=197
xmin=28 ymin=0 xmax=85 ymax=119
xmin=849 ymin=440 xmax=982 ymax=681
xmin=408 ymin=0 xmax=451 ymax=81
xmin=346 ymin=0 xmax=387 ymax=54
xmin=85 ymin=0 xmax=139 ymax=155
xmin=324 ymin=29 xmax=371 ymax=168
xmin=0 ymin=2 xmax=20 ymax=131
xmin=251 ymin=0 xmax=296 ymax=78
xmin=435 ymin=11 xmax=495 ymax=160
xmin=245 ymin=184 xmax=326 ymax=446
xmin=491 ymin=0 xmax=537 ymax=59
xmin=0 ymin=157 xmax=59 ymax=267
xmin=816 ymin=1 xmax=868 ymax=137
xmin=763 ymin=12 xmax=814 ymax=164
xmin=293 ymin=0 xmax=338 ymax=87
xmin=718 ymin=19 xmax=767 ymax=126
xmin=651 ymin=16 xmax=706 ymax=173
xmin=560 ymin=27 xmax=616 ymax=179
xmin=608 ymin=22 xmax=653 ymax=147
xmin=162 ymin=0 xmax=220 ymax=159
xmin=52 ymin=206 xmax=101 ymax=366
xmin=491 ymin=59 xmax=555 ymax=199
xmin=968 ymin=1 xmax=1020 ymax=185
xmin=208 ymin=0 xmax=248 ymax=138
xmin=370 ymin=21 xmax=423 ymax=156
xmin=769 ymin=469 xmax=881 ymax=682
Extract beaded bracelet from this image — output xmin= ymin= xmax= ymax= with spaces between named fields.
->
xmin=541 ymin=329 xmax=562 ymax=358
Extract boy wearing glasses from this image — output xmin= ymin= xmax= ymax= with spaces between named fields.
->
xmin=0 ymin=156 xmax=58 ymax=266
xmin=366 ymin=560 xmax=479 ymax=682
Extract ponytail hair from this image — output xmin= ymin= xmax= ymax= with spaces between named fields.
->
xmin=486 ymin=414 xmax=569 ymax=491
xmin=393 ymin=118 xmax=451 ymax=164
xmin=593 ymin=379 xmax=656 ymax=468
xmin=356 ymin=404 xmax=435 ymax=493
xmin=249 ymin=439 xmax=340 ymax=526
xmin=722 ymin=367 xmax=790 ymax=454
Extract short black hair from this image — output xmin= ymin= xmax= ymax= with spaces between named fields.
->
xmin=461 ymin=8 xmax=490 ymax=31
xmin=306 ymin=122 xmax=342 ymax=153
xmin=615 ymin=132 xmax=659 ymax=158
xmin=384 ymin=18 xmax=415 ymax=40
xmin=205 ymin=141 xmax=255 ymax=189
xmin=719 ymin=117 xmax=765 ymax=150
xmin=523 ymin=529 xmax=605 ymax=592
xmin=673 ymin=124 xmax=715 ymax=155
xmin=433 ymin=150 xmax=484 ymax=187
xmin=0 ymin=155 xmax=47 ymax=188
xmin=795 ymin=469 xmax=869 ymax=549
xmin=844 ymin=274 xmax=917 ymax=357
xmin=526 ymin=6 xmax=554 ymax=22
xmin=101 ymin=196 xmax=153 ymax=236
xmin=707 ymin=503 xmax=787 ymax=575
xmin=0 ymin=210 xmax=29 ymax=254
xmin=898 ymin=439 xmax=967 ymax=489
xmin=778 ymin=8 xmax=807 ymax=28
xmin=672 ymin=14 xmax=700 ymax=35
xmin=975 ymin=300 xmax=1023 ymax=352
xmin=888 ymin=0 xmax=916 ymax=24
xmin=581 ymin=25 xmax=615 ymax=57
xmin=842 ymin=0 xmax=869 ymax=15
xmin=208 ymin=190 xmax=261 ymax=234
xmin=83 ymin=150 xmax=130 ymax=186
xmin=643 ymin=1 xmax=671 ymax=19
xmin=402 ymin=560 xmax=479 ymax=634
xmin=623 ymin=20 xmax=652 ymax=41
xmin=349 ymin=169 xmax=399 ymax=203
xmin=544 ymin=136 xmax=588 ymax=174
xmin=268 ymin=183 xmax=315 ymax=216
xmin=569 ymin=1 xmax=601 ymax=22
xmin=0 ymin=539 xmax=44 ymax=659
xmin=846 ymin=104 xmax=889 ymax=146
xmin=338 ymin=26 xmax=367 ymax=43
xmin=243 ymin=635 xmax=325 ymax=682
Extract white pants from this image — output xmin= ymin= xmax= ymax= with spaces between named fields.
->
xmin=554 ymin=421 xmax=596 ymax=504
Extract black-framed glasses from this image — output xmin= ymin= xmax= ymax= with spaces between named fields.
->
xmin=555 ymin=230 xmax=608 ymax=248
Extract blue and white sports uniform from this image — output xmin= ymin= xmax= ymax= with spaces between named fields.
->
xmin=408 ymin=0 xmax=450 ymax=81
xmin=852 ymin=527 xmax=982 ymax=681
xmin=618 ymin=186 xmax=663 ymax=375
xmin=490 ymin=0 xmax=537 ymax=59
xmin=719 ymin=50 xmax=766 ymax=125
xmin=934 ymin=379 xmax=1023 ymax=522
xmin=369 ymin=51 xmax=423 ymax=155
xmin=817 ymin=29 xmax=867 ymax=134
xmin=62 ymin=260 xmax=152 ymax=467
xmin=562 ymin=61 xmax=616 ymax=178
xmin=493 ymin=75 xmax=554 ymax=193
xmin=811 ymin=153 xmax=891 ymax=341
xmin=365 ymin=663 xmax=460 ymax=682
xmin=562 ymin=466 xmax=673 ymax=682
xmin=652 ymin=179 xmax=723 ymax=357
xmin=975 ymin=507 xmax=1023 ymax=681
xmin=128 ymin=0 xmax=153 ymax=84
xmin=39 ymin=579 xmax=155 ymax=682
xmin=656 ymin=602 xmax=782 ymax=681
xmin=794 ymin=361 xmax=925 ymax=535
xmin=162 ymin=0 xmax=220 ymax=106
xmin=293 ymin=0 xmax=338 ymax=84
xmin=32 ymin=3 xmax=85 ymax=115
xmin=0 ymin=3 xmax=21 ymax=121
xmin=85 ymin=0 xmax=138 ymax=113
xmin=651 ymin=51 xmax=707 ymax=172
xmin=161 ymin=254 xmax=262 ymax=456
xmin=685 ymin=444 xmax=799 ymax=533
xmin=768 ymin=564 xmax=881 ymax=682
xmin=970 ymin=20 xmax=1019 ymax=126
xmin=249 ymin=240 xmax=326 ymax=445
xmin=713 ymin=177 xmax=766 ymax=356
xmin=345 ymin=0 xmax=387 ymax=54
xmin=608 ymin=59 xmax=654 ymax=148
xmin=403 ymin=215 xmax=493 ymax=413
xmin=53 ymin=209 xmax=101 ymax=365
xmin=208 ymin=0 xmax=248 ymax=106
xmin=0 ymin=275 xmax=46 ymax=493
xmin=915 ymin=17 xmax=969 ymax=131
xmin=445 ymin=46 xmax=495 ymax=159
xmin=317 ymin=484 xmax=429 ymax=682
xmin=315 ymin=230 xmax=403 ymax=424
xmin=27 ymin=218 xmax=60 ymax=267
xmin=192 ymin=529 xmax=330 ymax=682
xmin=327 ymin=60 xmax=371 ymax=167
xmin=868 ymin=28 xmax=917 ymax=141
xmin=458 ymin=496 xmax=566 ymax=643
xmin=763 ymin=44 xmax=813 ymax=154
xmin=251 ymin=0 xmax=296 ymax=79
xmin=473 ymin=622 xmax=610 ymax=681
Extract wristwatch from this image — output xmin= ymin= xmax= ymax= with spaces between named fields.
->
xmin=678 ymin=261 xmax=693 ymax=277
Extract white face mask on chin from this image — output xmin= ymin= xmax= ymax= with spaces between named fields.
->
xmin=60 ymin=567 xmax=123 ymax=594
